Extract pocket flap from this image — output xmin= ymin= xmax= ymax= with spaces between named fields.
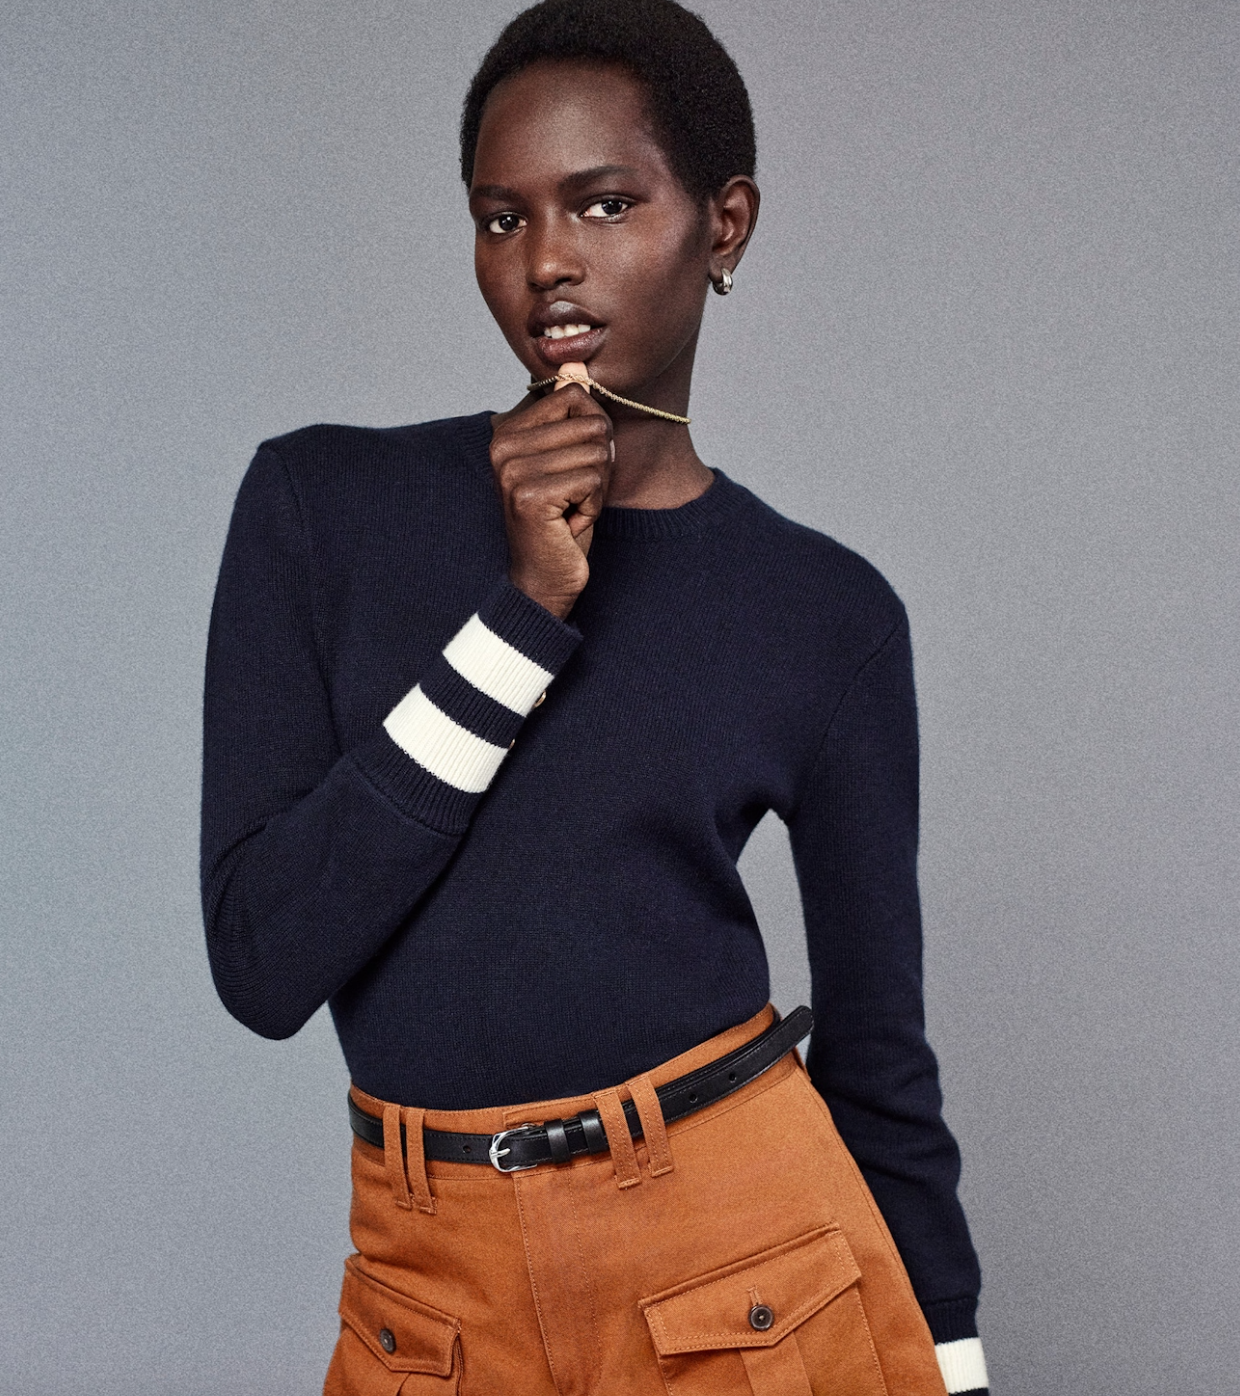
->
xmin=641 ymin=1227 xmax=861 ymax=1355
xmin=339 ymin=1256 xmax=459 ymax=1374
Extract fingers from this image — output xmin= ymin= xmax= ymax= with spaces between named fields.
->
xmin=508 ymin=462 xmax=605 ymax=518
xmin=491 ymin=381 xmax=613 ymax=618
xmin=496 ymin=385 xmax=611 ymax=447
xmin=492 ymin=412 xmax=612 ymax=472
xmin=504 ymin=456 xmax=604 ymax=614
xmin=496 ymin=435 xmax=611 ymax=493
xmin=516 ymin=381 xmax=610 ymax=426
xmin=527 ymin=379 xmax=606 ymax=416
xmin=491 ymin=395 xmax=613 ymax=507
xmin=491 ymin=385 xmax=612 ymax=488
xmin=505 ymin=459 xmax=608 ymax=532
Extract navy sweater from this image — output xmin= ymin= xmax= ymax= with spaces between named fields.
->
xmin=201 ymin=411 xmax=985 ymax=1376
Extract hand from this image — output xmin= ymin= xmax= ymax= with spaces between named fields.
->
xmin=490 ymin=374 xmax=614 ymax=619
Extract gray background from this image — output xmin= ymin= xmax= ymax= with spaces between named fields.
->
xmin=3 ymin=0 xmax=1237 ymax=1391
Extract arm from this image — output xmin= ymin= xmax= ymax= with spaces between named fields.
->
xmin=200 ymin=446 xmax=580 ymax=1039
xmin=786 ymin=612 xmax=989 ymax=1395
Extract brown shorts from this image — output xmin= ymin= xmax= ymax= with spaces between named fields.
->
xmin=326 ymin=1005 xmax=947 ymax=1396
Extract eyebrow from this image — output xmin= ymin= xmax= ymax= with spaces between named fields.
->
xmin=470 ymin=165 xmax=643 ymax=203
xmin=470 ymin=184 xmax=521 ymax=202
xmin=557 ymin=164 xmax=641 ymax=193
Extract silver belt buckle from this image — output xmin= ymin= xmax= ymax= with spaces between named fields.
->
xmin=489 ymin=1123 xmax=542 ymax=1173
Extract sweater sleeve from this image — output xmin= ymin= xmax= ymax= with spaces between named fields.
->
xmin=200 ymin=446 xmax=580 ymax=1040
xmin=785 ymin=611 xmax=989 ymax=1395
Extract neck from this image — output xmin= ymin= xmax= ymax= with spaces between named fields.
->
xmin=602 ymin=329 xmax=711 ymax=508
xmin=603 ymin=413 xmax=710 ymax=508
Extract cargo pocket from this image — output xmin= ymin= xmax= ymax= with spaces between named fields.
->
xmin=324 ymin=1255 xmax=460 ymax=1395
xmin=640 ymin=1227 xmax=888 ymax=1396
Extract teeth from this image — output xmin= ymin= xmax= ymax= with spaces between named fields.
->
xmin=542 ymin=324 xmax=592 ymax=339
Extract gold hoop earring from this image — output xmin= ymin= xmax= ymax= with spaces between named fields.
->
xmin=712 ymin=268 xmax=733 ymax=296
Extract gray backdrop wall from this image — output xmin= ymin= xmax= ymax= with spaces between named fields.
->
xmin=3 ymin=1 xmax=1237 ymax=1392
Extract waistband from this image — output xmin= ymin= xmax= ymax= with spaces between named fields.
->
xmin=348 ymin=1005 xmax=809 ymax=1208
xmin=353 ymin=1004 xmax=812 ymax=1172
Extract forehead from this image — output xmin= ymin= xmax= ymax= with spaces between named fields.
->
xmin=471 ymin=59 xmax=671 ymax=188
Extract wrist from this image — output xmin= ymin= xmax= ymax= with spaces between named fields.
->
xmin=508 ymin=571 xmax=579 ymax=620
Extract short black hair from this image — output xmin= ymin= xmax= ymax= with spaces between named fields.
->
xmin=460 ymin=0 xmax=756 ymax=202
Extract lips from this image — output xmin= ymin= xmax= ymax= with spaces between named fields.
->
xmin=529 ymin=300 xmax=608 ymax=368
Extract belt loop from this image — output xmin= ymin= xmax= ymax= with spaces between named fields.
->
xmin=627 ymin=1072 xmax=674 ymax=1177
xmin=401 ymin=1107 xmax=436 ymax=1215
xmin=593 ymin=1087 xmax=642 ymax=1190
xmin=383 ymin=1102 xmax=411 ymax=1210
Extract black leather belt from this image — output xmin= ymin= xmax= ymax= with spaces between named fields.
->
xmin=348 ymin=1005 xmax=813 ymax=1173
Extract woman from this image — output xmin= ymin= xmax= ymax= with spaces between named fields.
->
xmin=201 ymin=2 xmax=989 ymax=1392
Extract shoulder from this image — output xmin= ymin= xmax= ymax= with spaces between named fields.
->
xmin=259 ymin=410 xmax=493 ymax=463
xmin=251 ymin=411 xmax=493 ymax=500
xmin=721 ymin=474 xmax=908 ymax=642
xmin=221 ymin=412 xmax=499 ymax=586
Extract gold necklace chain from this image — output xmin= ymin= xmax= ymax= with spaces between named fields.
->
xmin=527 ymin=371 xmax=691 ymax=425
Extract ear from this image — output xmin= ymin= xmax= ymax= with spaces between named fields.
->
xmin=707 ymin=176 xmax=760 ymax=285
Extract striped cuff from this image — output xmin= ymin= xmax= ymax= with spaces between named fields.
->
xmin=923 ymin=1298 xmax=987 ymax=1395
xmin=935 ymin=1338 xmax=989 ymax=1395
xmin=363 ymin=581 xmax=580 ymax=832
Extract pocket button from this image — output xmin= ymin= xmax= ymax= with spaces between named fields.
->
xmin=378 ymin=1327 xmax=396 ymax=1354
xmin=748 ymin=1304 xmax=774 ymax=1331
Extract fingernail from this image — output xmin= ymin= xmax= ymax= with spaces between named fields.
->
xmin=609 ymin=441 xmax=615 ymax=462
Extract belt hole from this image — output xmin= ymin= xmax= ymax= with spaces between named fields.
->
xmin=728 ymin=1071 xmax=737 ymax=1082
xmin=688 ymin=1092 xmax=698 ymax=1102
xmin=462 ymin=1144 xmax=472 ymax=1154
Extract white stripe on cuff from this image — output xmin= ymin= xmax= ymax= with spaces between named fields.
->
xmin=443 ymin=614 xmax=554 ymax=715
xmin=936 ymin=1337 xmax=989 ymax=1394
xmin=383 ymin=686 xmax=508 ymax=793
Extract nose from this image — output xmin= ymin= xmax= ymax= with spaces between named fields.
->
xmin=525 ymin=214 xmax=584 ymax=291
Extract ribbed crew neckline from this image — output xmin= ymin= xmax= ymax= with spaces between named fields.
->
xmin=464 ymin=410 xmax=744 ymax=541
xmin=593 ymin=469 xmax=743 ymax=539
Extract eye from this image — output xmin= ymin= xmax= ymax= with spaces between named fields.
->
xmin=484 ymin=212 xmax=525 ymax=235
xmin=582 ymin=198 xmax=631 ymax=219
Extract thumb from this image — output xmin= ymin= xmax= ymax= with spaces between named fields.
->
xmin=554 ymin=362 xmax=591 ymax=392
